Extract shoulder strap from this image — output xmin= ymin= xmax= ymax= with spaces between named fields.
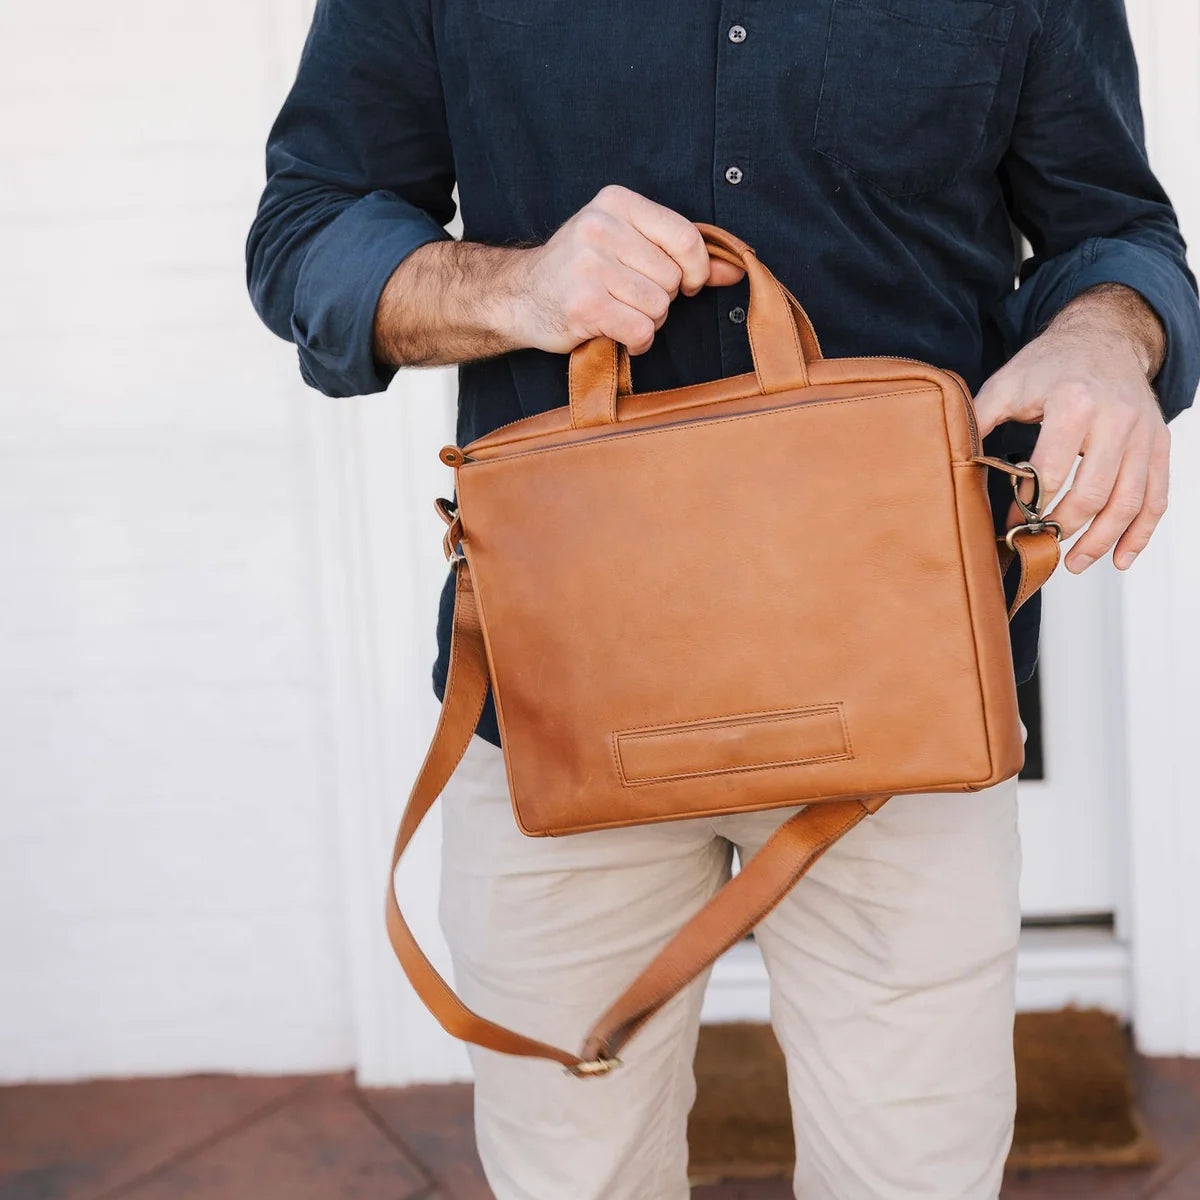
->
xmin=386 ymin=526 xmax=1059 ymax=1076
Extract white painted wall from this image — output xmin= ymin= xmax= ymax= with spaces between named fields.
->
xmin=0 ymin=1 xmax=355 ymax=1080
xmin=1 ymin=0 xmax=1198 ymax=1086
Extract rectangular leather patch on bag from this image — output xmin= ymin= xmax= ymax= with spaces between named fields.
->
xmin=615 ymin=705 xmax=851 ymax=785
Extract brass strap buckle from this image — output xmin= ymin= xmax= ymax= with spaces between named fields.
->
xmin=1005 ymin=460 xmax=1063 ymax=551
xmin=564 ymin=1055 xmax=623 ymax=1079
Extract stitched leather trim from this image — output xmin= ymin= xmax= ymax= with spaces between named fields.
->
xmin=613 ymin=703 xmax=853 ymax=786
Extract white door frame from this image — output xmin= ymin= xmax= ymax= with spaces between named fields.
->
xmin=1120 ymin=0 xmax=1200 ymax=1058
xmin=307 ymin=378 xmax=472 ymax=1085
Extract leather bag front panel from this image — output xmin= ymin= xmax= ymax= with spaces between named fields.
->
xmin=456 ymin=369 xmax=1021 ymax=836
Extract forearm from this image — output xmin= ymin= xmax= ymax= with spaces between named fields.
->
xmin=371 ymin=240 xmax=529 ymax=368
xmin=371 ymin=185 xmax=745 ymax=372
xmin=1044 ymin=283 xmax=1166 ymax=381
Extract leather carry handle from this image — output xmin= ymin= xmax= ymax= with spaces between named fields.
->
xmin=569 ymin=223 xmax=823 ymax=430
xmin=385 ymin=497 xmax=1060 ymax=1076
xmin=609 ymin=267 xmax=824 ymax=397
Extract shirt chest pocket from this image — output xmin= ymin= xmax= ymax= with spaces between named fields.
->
xmin=813 ymin=0 xmax=1014 ymax=197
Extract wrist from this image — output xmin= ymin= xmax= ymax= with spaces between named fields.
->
xmin=371 ymin=240 xmax=533 ymax=367
xmin=1045 ymin=283 xmax=1166 ymax=380
xmin=480 ymin=245 xmax=537 ymax=350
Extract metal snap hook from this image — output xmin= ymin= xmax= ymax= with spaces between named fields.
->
xmin=1008 ymin=460 xmax=1045 ymax=523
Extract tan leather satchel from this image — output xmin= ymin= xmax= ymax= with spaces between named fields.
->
xmin=386 ymin=224 xmax=1061 ymax=1077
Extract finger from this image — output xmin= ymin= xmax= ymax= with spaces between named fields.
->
xmin=596 ymin=185 xmax=714 ymax=295
xmin=1062 ymin=435 xmax=1151 ymax=572
xmin=592 ymin=294 xmax=659 ymax=356
xmin=1013 ymin=407 xmax=1088 ymax=528
xmin=604 ymin=264 xmax=673 ymax=332
xmin=610 ymin=225 xmax=686 ymax=297
xmin=972 ymin=372 xmax=1023 ymax=441
xmin=611 ymin=231 xmax=747 ymax=297
xmin=1043 ymin=411 xmax=1132 ymax=541
xmin=707 ymin=257 xmax=746 ymax=288
xmin=1112 ymin=427 xmax=1170 ymax=570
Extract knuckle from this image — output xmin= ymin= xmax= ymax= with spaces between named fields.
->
xmin=1073 ymin=485 xmax=1110 ymax=512
xmin=574 ymin=210 xmax=612 ymax=246
xmin=593 ymin=183 xmax=627 ymax=208
xmin=627 ymin=315 xmax=655 ymax=349
xmin=1034 ymin=467 xmax=1067 ymax=498
xmin=1145 ymin=493 xmax=1169 ymax=520
xmin=678 ymin=221 xmax=706 ymax=255
xmin=1034 ymin=467 xmax=1064 ymax=495
xmin=1113 ymin=493 xmax=1144 ymax=520
xmin=665 ymin=221 xmax=705 ymax=267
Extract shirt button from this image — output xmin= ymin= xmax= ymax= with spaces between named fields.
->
xmin=729 ymin=306 xmax=747 ymax=324
xmin=724 ymin=165 xmax=743 ymax=185
xmin=728 ymin=24 xmax=747 ymax=43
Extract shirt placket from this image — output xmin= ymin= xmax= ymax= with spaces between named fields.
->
xmin=713 ymin=1 xmax=759 ymax=377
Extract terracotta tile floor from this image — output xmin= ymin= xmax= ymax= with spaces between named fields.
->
xmin=2 ymin=1057 xmax=1200 ymax=1199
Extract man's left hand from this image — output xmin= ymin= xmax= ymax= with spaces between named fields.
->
xmin=973 ymin=284 xmax=1169 ymax=574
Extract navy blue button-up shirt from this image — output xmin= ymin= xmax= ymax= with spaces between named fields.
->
xmin=248 ymin=0 xmax=1200 ymax=748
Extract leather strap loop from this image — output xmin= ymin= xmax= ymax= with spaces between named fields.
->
xmin=569 ymin=336 xmax=621 ymax=430
xmin=569 ymin=223 xmax=817 ymax=429
xmin=998 ymin=526 xmax=1061 ymax=620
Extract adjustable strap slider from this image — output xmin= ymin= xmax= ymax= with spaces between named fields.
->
xmin=564 ymin=1054 xmax=623 ymax=1079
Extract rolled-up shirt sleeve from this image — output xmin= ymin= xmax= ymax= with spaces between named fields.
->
xmin=994 ymin=0 xmax=1200 ymax=423
xmin=246 ymin=0 xmax=454 ymax=397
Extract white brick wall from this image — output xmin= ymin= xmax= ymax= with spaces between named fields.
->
xmin=5 ymin=0 xmax=1200 ymax=1085
xmin=0 ymin=1 xmax=355 ymax=1080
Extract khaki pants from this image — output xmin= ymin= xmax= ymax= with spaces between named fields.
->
xmin=439 ymin=734 xmax=1022 ymax=1200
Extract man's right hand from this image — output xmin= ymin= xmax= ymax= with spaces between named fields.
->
xmin=372 ymin=185 xmax=743 ymax=369
xmin=496 ymin=185 xmax=745 ymax=356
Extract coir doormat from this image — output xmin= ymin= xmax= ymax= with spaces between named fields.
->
xmin=687 ymin=1010 xmax=1158 ymax=1186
